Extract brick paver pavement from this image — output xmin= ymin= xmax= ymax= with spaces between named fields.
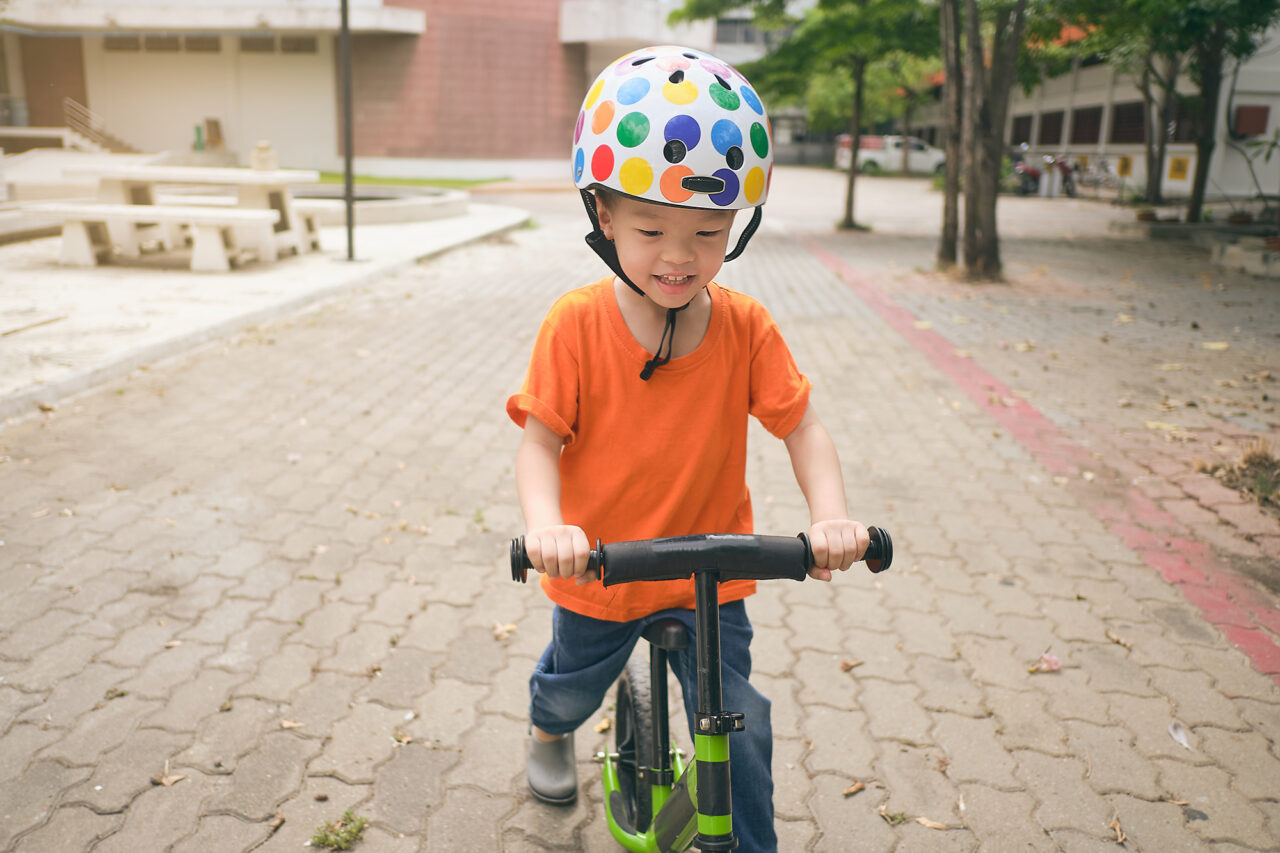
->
xmin=2 ymin=178 xmax=1279 ymax=851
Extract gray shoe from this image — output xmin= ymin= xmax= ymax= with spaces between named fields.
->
xmin=527 ymin=732 xmax=577 ymax=805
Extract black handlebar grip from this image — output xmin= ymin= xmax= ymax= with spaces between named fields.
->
xmin=864 ymin=526 xmax=893 ymax=573
xmin=510 ymin=536 xmax=602 ymax=583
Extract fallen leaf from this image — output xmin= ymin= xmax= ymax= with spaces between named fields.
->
xmin=1014 ymin=340 xmax=1035 ymax=352
xmin=842 ymin=781 xmax=867 ymax=797
xmin=151 ymin=760 xmax=186 ymax=787
xmin=269 ymin=813 xmax=285 ymax=831
xmin=1115 ymin=313 xmax=1134 ymax=325
xmin=281 ymin=719 xmax=306 ymax=729
xmin=1202 ymin=341 xmax=1231 ymax=351
xmin=163 ymin=640 xmax=182 ymax=649
xmin=915 ymin=816 xmax=949 ymax=830
xmin=1116 ymin=398 xmax=1133 ymax=408
xmin=1081 ymin=471 xmax=1096 ymax=482
xmin=493 ymin=621 xmax=518 ymax=641
xmin=1168 ymin=719 xmax=1192 ymax=749
xmin=1027 ymin=653 xmax=1062 ymax=674
xmin=392 ymin=728 xmax=412 ymax=745
xmin=1108 ymin=815 xmax=1126 ymax=844
xmin=840 ymin=659 xmax=864 ymax=672
xmin=1165 ymin=798 xmax=1189 ymax=806
xmin=1106 ymin=630 xmax=1132 ymax=650
xmin=914 ymin=320 xmax=933 ymax=330
xmin=594 ymin=717 xmax=612 ymax=733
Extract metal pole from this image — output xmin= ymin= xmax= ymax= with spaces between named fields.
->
xmin=339 ymin=0 xmax=355 ymax=261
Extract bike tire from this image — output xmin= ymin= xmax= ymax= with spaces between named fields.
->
xmin=615 ymin=655 xmax=656 ymax=834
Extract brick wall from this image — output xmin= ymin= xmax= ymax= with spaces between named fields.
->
xmin=348 ymin=0 xmax=588 ymax=159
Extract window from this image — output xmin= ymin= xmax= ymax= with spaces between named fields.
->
xmin=1170 ymin=98 xmax=1198 ymax=143
xmin=280 ymin=36 xmax=317 ymax=54
xmin=104 ymin=35 xmax=141 ymax=51
xmin=144 ymin=35 xmax=180 ymax=52
xmin=1110 ymin=101 xmax=1146 ymax=144
xmin=1070 ymin=105 xmax=1102 ymax=144
xmin=1037 ymin=110 xmax=1064 ymax=145
xmin=1234 ymin=105 xmax=1270 ymax=137
xmin=240 ymin=36 xmax=275 ymax=53
xmin=1011 ymin=114 xmax=1032 ymax=146
xmin=184 ymin=35 xmax=220 ymax=52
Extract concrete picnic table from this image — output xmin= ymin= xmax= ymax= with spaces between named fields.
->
xmin=60 ymin=162 xmax=322 ymax=265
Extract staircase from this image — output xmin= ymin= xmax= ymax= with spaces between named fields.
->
xmin=62 ymin=97 xmax=139 ymax=153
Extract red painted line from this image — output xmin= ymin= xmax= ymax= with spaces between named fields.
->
xmin=805 ymin=238 xmax=1280 ymax=685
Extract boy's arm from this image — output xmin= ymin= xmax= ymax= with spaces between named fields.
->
xmin=516 ymin=416 xmax=592 ymax=583
xmin=783 ymin=403 xmax=870 ymax=581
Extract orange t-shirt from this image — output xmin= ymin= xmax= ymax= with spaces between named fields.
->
xmin=507 ymin=277 xmax=812 ymax=622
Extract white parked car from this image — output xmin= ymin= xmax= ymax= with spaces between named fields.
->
xmin=835 ymin=134 xmax=946 ymax=174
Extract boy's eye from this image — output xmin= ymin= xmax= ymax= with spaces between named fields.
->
xmin=639 ymin=229 xmax=662 ymax=237
xmin=697 ymin=230 xmax=722 ymax=237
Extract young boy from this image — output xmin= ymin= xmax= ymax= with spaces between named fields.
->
xmin=506 ymin=45 xmax=869 ymax=851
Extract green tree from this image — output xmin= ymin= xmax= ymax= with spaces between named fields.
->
xmin=673 ymin=0 xmax=936 ymax=229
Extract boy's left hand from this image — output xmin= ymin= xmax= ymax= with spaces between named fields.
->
xmin=807 ymin=519 xmax=869 ymax=582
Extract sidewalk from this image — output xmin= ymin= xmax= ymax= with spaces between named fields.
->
xmin=0 ymin=201 xmax=531 ymax=425
xmin=0 ymin=170 xmax=1278 ymax=851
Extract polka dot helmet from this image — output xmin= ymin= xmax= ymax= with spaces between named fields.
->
xmin=572 ymin=45 xmax=772 ymax=210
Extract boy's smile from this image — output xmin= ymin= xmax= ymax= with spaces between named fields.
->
xmin=596 ymin=192 xmax=738 ymax=310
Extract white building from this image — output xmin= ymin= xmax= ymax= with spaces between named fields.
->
xmin=915 ymin=25 xmax=1280 ymax=202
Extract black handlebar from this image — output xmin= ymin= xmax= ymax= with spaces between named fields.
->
xmin=510 ymin=527 xmax=893 ymax=584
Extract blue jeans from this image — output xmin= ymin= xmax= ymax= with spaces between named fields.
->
xmin=530 ymin=601 xmax=777 ymax=853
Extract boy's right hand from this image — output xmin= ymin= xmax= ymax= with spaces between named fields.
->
xmin=524 ymin=525 xmax=593 ymax=585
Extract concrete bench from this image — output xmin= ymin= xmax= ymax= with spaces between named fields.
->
xmin=32 ymin=203 xmax=280 ymax=272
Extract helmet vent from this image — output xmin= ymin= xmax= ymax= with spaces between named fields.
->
xmin=632 ymin=56 xmax=655 ymax=66
xmin=682 ymin=52 xmax=698 ymax=59
xmin=726 ymin=146 xmax=744 ymax=170
xmin=664 ymin=139 xmax=688 ymax=164
xmin=714 ymin=74 xmax=731 ymax=90
xmin=681 ymin=175 xmax=726 ymax=195
xmin=668 ymin=70 xmax=685 ymax=84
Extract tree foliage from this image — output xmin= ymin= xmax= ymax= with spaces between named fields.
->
xmin=673 ymin=0 xmax=937 ymax=228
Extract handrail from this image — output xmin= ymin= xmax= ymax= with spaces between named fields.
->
xmin=61 ymin=97 xmax=137 ymax=153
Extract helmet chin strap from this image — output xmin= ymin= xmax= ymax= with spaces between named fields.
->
xmin=579 ymin=189 xmax=764 ymax=380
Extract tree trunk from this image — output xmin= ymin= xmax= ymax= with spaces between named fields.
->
xmin=840 ymin=56 xmax=868 ymax=230
xmin=1143 ymin=52 xmax=1182 ymax=206
xmin=1152 ymin=54 xmax=1182 ymax=207
xmin=962 ymin=0 xmax=983 ymax=272
xmin=963 ymin=0 xmax=1025 ymax=280
xmin=1141 ymin=54 xmax=1159 ymax=203
xmin=937 ymin=0 xmax=963 ymax=269
xmin=1187 ymin=27 xmax=1225 ymax=224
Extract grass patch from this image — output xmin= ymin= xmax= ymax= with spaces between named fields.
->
xmin=1205 ymin=439 xmax=1280 ymax=514
xmin=310 ymin=810 xmax=369 ymax=850
xmin=317 ymin=172 xmax=498 ymax=190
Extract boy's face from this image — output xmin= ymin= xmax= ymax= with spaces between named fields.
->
xmin=597 ymin=193 xmax=738 ymax=309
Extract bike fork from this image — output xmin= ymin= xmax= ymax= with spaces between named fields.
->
xmin=690 ymin=571 xmax=741 ymax=851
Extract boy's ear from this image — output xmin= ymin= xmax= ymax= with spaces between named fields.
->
xmin=595 ymin=194 xmax=615 ymax=241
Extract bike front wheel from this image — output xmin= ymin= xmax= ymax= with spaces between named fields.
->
xmin=615 ymin=655 xmax=656 ymax=833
